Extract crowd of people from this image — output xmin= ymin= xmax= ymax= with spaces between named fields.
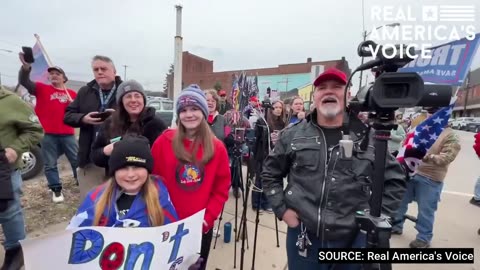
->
xmin=0 ymin=51 xmax=470 ymax=270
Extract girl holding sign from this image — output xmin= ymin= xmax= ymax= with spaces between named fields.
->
xmin=69 ymin=135 xmax=178 ymax=228
xmin=152 ymin=84 xmax=231 ymax=270
xmin=68 ymin=135 xmax=204 ymax=270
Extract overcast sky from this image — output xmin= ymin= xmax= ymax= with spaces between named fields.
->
xmin=0 ymin=0 xmax=479 ymax=92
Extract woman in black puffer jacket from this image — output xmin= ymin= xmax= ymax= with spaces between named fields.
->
xmin=90 ymin=80 xmax=167 ymax=176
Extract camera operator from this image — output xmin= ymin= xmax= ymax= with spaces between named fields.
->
xmin=262 ymin=68 xmax=406 ymax=270
xmin=252 ymin=100 xmax=286 ymax=212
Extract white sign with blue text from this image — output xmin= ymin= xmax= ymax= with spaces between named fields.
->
xmin=20 ymin=210 xmax=204 ymax=270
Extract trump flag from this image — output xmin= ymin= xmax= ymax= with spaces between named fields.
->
xmin=399 ymin=34 xmax=480 ymax=86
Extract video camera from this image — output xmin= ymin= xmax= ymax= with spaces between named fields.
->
xmin=348 ymin=40 xmax=453 ymax=113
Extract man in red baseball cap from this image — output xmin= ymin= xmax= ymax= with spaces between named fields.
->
xmin=217 ymin=90 xmax=232 ymax=115
xmin=262 ymin=67 xmax=406 ymax=269
xmin=312 ymin=68 xmax=348 ymax=124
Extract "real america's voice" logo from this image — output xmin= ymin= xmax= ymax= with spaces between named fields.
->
xmin=366 ymin=4 xmax=476 ymax=59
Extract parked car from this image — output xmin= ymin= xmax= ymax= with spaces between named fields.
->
xmin=20 ymin=145 xmax=44 ymax=180
xmin=466 ymin=122 xmax=480 ymax=133
xmin=147 ymin=98 xmax=174 ymax=126
xmin=450 ymin=117 xmax=477 ymax=130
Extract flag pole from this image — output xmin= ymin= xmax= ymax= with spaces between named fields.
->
xmin=34 ymin=34 xmax=53 ymax=67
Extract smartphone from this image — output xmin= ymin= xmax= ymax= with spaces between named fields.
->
xmin=22 ymin=47 xmax=34 ymax=64
xmin=92 ymin=111 xmax=112 ymax=121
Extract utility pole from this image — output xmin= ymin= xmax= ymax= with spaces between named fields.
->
xmin=0 ymin=72 xmax=2 ymax=87
xmin=171 ymin=4 xmax=183 ymax=128
xmin=463 ymin=69 xmax=471 ymax=117
xmin=123 ymin=65 xmax=128 ymax=80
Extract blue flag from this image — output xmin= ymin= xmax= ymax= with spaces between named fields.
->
xmin=400 ymin=34 xmax=480 ymax=86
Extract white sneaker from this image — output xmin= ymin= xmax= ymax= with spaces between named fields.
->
xmin=52 ymin=191 xmax=64 ymax=203
xmin=213 ymin=228 xmax=221 ymax=238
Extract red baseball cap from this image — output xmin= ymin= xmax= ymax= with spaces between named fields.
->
xmin=313 ymin=68 xmax=347 ymax=87
xmin=218 ymin=90 xmax=226 ymax=96
xmin=249 ymin=96 xmax=259 ymax=102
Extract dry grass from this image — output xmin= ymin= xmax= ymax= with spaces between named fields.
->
xmin=0 ymin=176 xmax=80 ymax=240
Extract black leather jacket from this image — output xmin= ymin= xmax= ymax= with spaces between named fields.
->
xmin=261 ymin=110 xmax=406 ymax=241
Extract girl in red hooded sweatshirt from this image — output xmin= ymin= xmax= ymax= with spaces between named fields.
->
xmin=151 ymin=84 xmax=231 ymax=270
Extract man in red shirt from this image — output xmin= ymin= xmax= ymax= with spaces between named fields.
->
xmin=18 ymin=54 xmax=78 ymax=203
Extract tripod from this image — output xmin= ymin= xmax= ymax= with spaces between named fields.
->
xmin=237 ymin=149 xmax=254 ymax=270
xmin=250 ymin=160 xmax=280 ymax=270
xmin=249 ymin=109 xmax=281 ymax=270
xmin=213 ymin=142 xmax=249 ymax=269
xmin=354 ymin=112 xmax=396 ymax=270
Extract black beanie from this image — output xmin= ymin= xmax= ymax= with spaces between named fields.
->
xmin=108 ymin=135 xmax=154 ymax=176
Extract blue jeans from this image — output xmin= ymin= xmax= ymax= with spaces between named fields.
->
xmin=473 ymin=176 xmax=480 ymax=200
xmin=41 ymin=134 xmax=78 ymax=191
xmin=0 ymin=170 xmax=26 ymax=250
xmin=286 ymin=225 xmax=366 ymax=270
xmin=393 ymin=174 xmax=443 ymax=243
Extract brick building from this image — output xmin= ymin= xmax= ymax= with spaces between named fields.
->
xmin=453 ymin=67 xmax=480 ymax=118
xmin=166 ymin=51 xmax=350 ymax=99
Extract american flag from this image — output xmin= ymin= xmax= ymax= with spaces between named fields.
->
xmin=396 ymin=98 xmax=456 ymax=176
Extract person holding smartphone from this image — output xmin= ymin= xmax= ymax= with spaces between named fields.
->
xmin=64 ymin=55 xmax=123 ymax=200
xmin=18 ymin=52 xmax=78 ymax=203
xmin=90 ymin=80 xmax=167 ymax=175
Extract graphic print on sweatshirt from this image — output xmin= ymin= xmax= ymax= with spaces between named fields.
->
xmin=175 ymin=163 xmax=204 ymax=191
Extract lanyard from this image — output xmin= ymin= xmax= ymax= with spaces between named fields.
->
xmin=98 ymin=88 xmax=115 ymax=112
